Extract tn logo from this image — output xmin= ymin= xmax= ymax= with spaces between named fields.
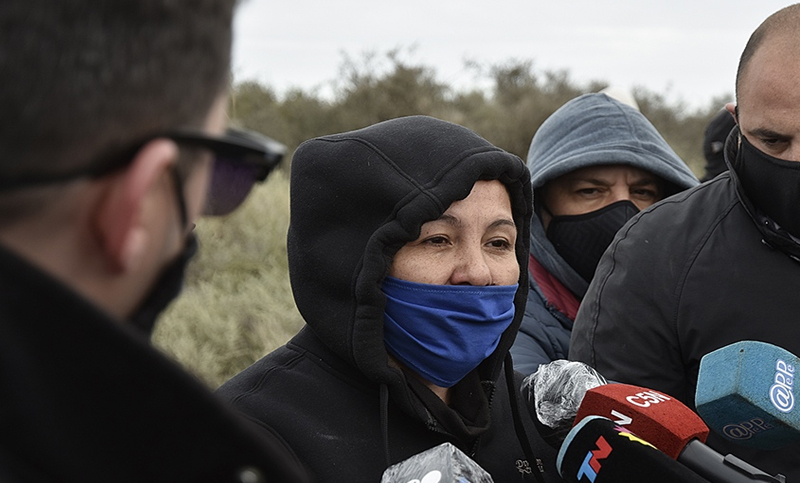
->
xmin=577 ymin=435 xmax=612 ymax=482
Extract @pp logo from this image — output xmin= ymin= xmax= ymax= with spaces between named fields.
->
xmin=770 ymin=359 xmax=795 ymax=413
xmin=722 ymin=418 xmax=773 ymax=440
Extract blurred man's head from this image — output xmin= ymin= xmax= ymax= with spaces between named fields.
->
xmin=0 ymin=0 xmax=242 ymax=329
xmin=0 ymin=1 xmax=236 ymax=186
xmin=700 ymin=108 xmax=736 ymax=182
xmin=732 ymin=3 xmax=800 ymax=162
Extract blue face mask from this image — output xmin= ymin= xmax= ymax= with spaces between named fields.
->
xmin=382 ymin=276 xmax=518 ymax=388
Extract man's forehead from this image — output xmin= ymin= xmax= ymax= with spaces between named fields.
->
xmin=557 ymin=165 xmax=659 ymax=184
xmin=737 ymin=33 xmax=800 ymax=134
xmin=739 ymin=33 xmax=800 ymax=101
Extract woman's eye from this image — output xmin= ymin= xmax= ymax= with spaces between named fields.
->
xmin=487 ymin=238 xmax=512 ymax=250
xmin=424 ymin=235 xmax=449 ymax=246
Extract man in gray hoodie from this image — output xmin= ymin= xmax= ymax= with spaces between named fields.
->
xmin=510 ymin=93 xmax=698 ymax=375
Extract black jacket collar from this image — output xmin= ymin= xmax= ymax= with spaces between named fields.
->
xmin=0 ymin=243 xmax=310 ymax=483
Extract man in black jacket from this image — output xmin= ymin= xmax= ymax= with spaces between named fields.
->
xmin=0 ymin=2 xmax=310 ymax=482
xmin=570 ymin=4 xmax=800 ymax=480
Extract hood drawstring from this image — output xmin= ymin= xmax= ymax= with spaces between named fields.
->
xmin=380 ymin=383 xmax=391 ymax=468
xmin=504 ymin=352 xmax=545 ymax=483
xmin=380 ymin=360 xmax=544 ymax=481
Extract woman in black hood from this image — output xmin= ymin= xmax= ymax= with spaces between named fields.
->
xmin=217 ymin=116 xmax=560 ymax=482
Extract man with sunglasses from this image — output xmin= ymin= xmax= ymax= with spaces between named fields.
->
xmin=0 ymin=2 xmax=309 ymax=482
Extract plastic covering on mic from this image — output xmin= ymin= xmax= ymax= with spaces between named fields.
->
xmin=380 ymin=442 xmax=494 ymax=483
xmin=521 ymin=360 xmax=607 ymax=446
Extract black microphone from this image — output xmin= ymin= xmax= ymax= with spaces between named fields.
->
xmin=380 ymin=442 xmax=492 ymax=483
xmin=557 ymin=415 xmax=710 ymax=482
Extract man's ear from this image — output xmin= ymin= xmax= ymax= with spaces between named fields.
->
xmin=94 ymin=139 xmax=179 ymax=273
xmin=725 ymin=103 xmax=738 ymax=123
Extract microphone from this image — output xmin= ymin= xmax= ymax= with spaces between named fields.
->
xmin=575 ymin=383 xmax=785 ymax=483
xmin=556 ymin=415 xmax=710 ymax=482
xmin=574 ymin=383 xmax=708 ymax=458
xmin=520 ymin=360 xmax=607 ymax=448
xmin=695 ymin=340 xmax=800 ymax=450
xmin=380 ymin=442 xmax=492 ymax=483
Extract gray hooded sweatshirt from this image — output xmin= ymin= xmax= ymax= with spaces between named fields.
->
xmin=511 ymin=93 xmax=698 ymax=376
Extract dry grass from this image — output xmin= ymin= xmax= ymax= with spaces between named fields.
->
xmin=152 ymin=172 xmax=305 ymax=388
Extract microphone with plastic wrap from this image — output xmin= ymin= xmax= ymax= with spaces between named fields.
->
xmin=695 ymin=340 xmax=800 ymax=450
xmin=556 ymin=415 xmax=711 ymax=482
xmin=520 ymin=359 xmax=608 ymax=448
xmin=380 ymin=442 xmax=493 ymax=483
xmin=576 ymin=383 xmax=785 ymax=483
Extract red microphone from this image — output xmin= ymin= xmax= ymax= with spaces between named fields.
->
xmin=574 ymin=383 xmax=708 ymax=458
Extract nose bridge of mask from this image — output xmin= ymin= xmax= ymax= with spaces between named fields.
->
xmin=548 ymin=199 xmax=639 ymax=226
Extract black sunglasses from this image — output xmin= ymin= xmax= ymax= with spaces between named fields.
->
xmin=0 ymin=128 xmax=285 ymax=217
xmin=168 ymin=128 xmax=286 ymax=216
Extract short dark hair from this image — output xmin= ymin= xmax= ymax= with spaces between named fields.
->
xmin=0 ymin=0 xmax=237 ymax=182
xmin=735 ymin=3 xmax=800 ymax=102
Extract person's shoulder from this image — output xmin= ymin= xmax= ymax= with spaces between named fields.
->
xmin=626 ymin=174 xmax=738 ymax=238
xmin=649 ymin=172 xmax=734 ymax=212
xmin=216 ymin=343 xmax=303 ymax=401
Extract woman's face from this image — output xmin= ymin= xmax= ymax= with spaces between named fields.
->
xmin=389 ymin=180 xmax=519 ymax=286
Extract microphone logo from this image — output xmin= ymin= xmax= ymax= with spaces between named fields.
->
xmin=577 ymin=435 xmax=612 ymax=482
xmin=769 ymin=359 xmax=795 ymax=413
xmin=397 ymin=469 xmax=468 ymax=483
xmin=625 ymin=389 xmax=671 ymax=408
xmin=722 ymin=418 xmax=774 ymax=440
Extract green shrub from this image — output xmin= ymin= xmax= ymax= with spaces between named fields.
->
xmin=153 ymin=172 xmax=304 ymax=389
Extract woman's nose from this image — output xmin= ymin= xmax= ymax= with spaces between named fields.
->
xmin=449 ymin=245 xmax=493 ymax=286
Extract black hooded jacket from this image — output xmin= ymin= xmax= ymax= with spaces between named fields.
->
xmin=570 ymin=127 xmax=800 ymax=480
xmin=217 ymin=116 xmax=561 ymax=482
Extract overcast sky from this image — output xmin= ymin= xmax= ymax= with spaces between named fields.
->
xmin=232 ymin=1 xmax=792 ymax=110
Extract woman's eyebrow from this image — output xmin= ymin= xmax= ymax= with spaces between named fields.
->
xmin=489 ymin=219 xmax=516 ymax=230
xmin=432 ymin=214 xmax=462 ymax=227
xmin=429 ymin=215 xmax=515 ymax=230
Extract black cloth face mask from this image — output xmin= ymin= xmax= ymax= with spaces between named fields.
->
xmin=128 ymin=167 xmax=199 ymax=336
xmin=731 ymin=135 xmax=800 ymax=238
xmin=128 ymin=233 xmax=198 ymax=336
xmin=545 ymin=200 xmax=640 ymax=284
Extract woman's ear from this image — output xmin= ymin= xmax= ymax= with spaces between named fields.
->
xmin=93 ymin=139 xmax=179 ymax=273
